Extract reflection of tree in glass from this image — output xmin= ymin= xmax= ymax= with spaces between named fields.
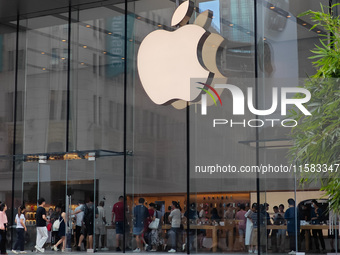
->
xmin=290 ymin=3 xmax=340 ymax=213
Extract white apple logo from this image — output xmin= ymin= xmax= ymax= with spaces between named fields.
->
xmin=137 ymin=1 xmax=212 ymax=105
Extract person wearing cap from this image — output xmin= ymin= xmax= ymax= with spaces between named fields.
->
xmin=310 ymin=199 xmax=325 ymax=252
xmin=284 ymin=198 xmax=300 ymax=254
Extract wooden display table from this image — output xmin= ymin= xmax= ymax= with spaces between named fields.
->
xmin=162 ymin=222 xmax=236 ymax=252
xmin=267 ymin=224 xmax=329 ymax=252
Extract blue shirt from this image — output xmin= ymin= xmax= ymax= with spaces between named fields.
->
xmin=284 ymin=207 xmax=300 ymax=234
xmin=311 ymin=207 xmax=322 ymax=225
xmin=133 ymin=205 xmax=149 ymax=228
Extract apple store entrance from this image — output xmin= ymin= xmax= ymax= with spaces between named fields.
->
xmin=7 ymin=150 xmax=123 ymax=251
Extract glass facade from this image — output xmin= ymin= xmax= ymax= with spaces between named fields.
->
xmin=0 ymin=0 xmax=338 ymax=254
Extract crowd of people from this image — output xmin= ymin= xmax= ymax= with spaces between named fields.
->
xmin=0 ymin=197 xmax=337 ymax=254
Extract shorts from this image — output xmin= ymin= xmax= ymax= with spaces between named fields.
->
xmin=115 ymin=221 xmax=124 ymax=235
xmin=83 ymin=222 xmax=94 ymax=237
xmin=251 ymin=228 xmax=258 ymax=246
xmin=95 ymin=222 xmax=106 ymax=235
xmin=133 ymin=226 xmax=144 ymax=236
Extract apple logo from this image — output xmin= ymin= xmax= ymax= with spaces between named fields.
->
xmin=137 ymin=0 xmax=226 ymax=105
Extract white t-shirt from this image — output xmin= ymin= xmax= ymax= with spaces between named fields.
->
xmin=199 ymin=209 xmax=206 ymax=218
xmin=169 ymin=209 xmax=181 ymax=228
xmin=16 ymin=214 xmax=25 ymax=229
xmin=95 ymin=206 xmax=105 ymax=226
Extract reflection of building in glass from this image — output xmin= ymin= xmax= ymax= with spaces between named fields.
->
xmin=0 ymin=0 xmax=329 ymax=253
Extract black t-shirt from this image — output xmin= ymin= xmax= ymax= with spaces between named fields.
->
xmin=36 ymin=206 xmax=46 ymax=227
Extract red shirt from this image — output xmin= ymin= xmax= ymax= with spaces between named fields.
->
xmin=112 ymin=201 xmax=124 ymax=222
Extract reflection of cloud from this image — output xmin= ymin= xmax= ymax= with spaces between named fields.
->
xmin=199 ymin=0 xmax=221 ymax=33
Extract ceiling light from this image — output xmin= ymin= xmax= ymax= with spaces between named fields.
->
xmin=86 ymin=25 xmax=91 ymax=28
xmin=83 ymin=45 xmax=87 ymax=49
xmin=41 ymin=52 xmax=45 ymax=54
xmin=62 ymin=39 xmax=66 ymax=42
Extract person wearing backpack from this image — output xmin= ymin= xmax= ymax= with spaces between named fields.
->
xmin=77 ymin=197 xmax=98 ymax=251
xmin=51 ymin=212 xmax=66 ymax=252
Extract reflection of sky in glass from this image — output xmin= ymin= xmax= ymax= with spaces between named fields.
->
xmin=199 ymin=0 xmax=220 ymax=33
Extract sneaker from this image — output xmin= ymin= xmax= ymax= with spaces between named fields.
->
xmin=19 ymin=252 xmax=27 ymax=254
xmin=101 ymin=248 xmax=109 ymax=251
xmin=168 ymin=249 xmax=176 ymax=253
xmin=115 ymin=247 xmax=121 ymax=252
xmin=288 ymin=251 xmax=296 ymax=255
xmin=12 ymin=250 xmax=18 ymax=254
xmin=34 ymin=246 xmax=44 ymax=253
xmin=248 ymin=250 xmax=253 ymax=253
xmin=253 ymin=250 xmax=257 ymax=254
xmin=182 ymin=244 xmax=186 ymax=251
xmin=150 ymin=249 xmax=157 ymax=252
xmin=133 ymin=248 xmax=141 ymax=253
xmin=144 ymin=244 xmax=149 ymax=251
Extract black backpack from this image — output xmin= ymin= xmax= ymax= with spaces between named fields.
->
xmin=84 ymin=203 xmax=94 ymax=224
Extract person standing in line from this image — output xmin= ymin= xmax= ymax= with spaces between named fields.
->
xmin=50 ymin=205 xmax=61 ymax=246
xmin=271 ymin=206 xmax=280 ymax=253
xmin=112 ymin=196 xmax=124 ymax=252
xmin=167 ymin=201 xmax=182 ymax=253
xmin=52 ymin=212 xmax=66 ymax=252
xmin=35 ymin=198 xmax=49 ymax=253
xmin=182 ymin=203 xmax=198 ymax=252
xmin=245 ymin=203 xmax=255 ymax=253
xmin=95 ymin=201 xmax=108 ymax=251
xmin=132 ymin=198 xmax=149 ymax=253
xmin=235 ymin=204 xmax=247 ymax=251
xmin=284 ymin=198 xmax=300 ymax=254
xmin=277 ymin=204 xmax=286 ymax=252
xmin=72 ymin=201 xmax=85 ymax=249
xmin=12 ymin=205 xmax=27 ymax=254
xmin=0 ymin=203 xmax=8 ymax=255
xmin=311 ymin=199 xmax=326 ymax=252
xmin=250 ymin=204 xmax=259 ymax=254
xmin=149 ymin=203 xmax=162 ymax=252
xmin=77 ymin=197 xmax=98 ymax=251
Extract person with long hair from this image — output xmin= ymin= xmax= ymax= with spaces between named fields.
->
xmin=0 ymin=203 xmax=8 ymax=255
xmin=12 ymin=205 xmax=27 ymax=254
xmin=51 ymin=212 xmax=66 ymax=252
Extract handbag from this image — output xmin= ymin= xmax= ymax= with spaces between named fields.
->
xmin=148 ymin=218 xmax=160 ymax=230
xmin=149 ymin=211 xmax=160 ymax=229
xmin=52 ymin=219 xmax=62 ymax=231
